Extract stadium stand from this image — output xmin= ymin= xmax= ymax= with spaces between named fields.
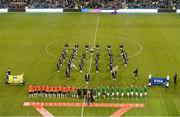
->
xmin=125 ymin=0 xmax=177 ymax=9
xmin=0 ymin=0 xmax=180 ymax=9
xmin=27 ymin=0 xmax=76 ymax=8
xmin=9 ymin=0 xmax=27 ymax=8
xmin=78 ymin=0 xmax=180 ymax=9
xmin=172 ymin=0 xmax=180 ymax=9
xmin=79 ymin=0 xmax=123 ymax=9
xmin=0 ymin=0 xmax=8 ymax=8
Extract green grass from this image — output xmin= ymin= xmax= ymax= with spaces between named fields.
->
xmin=0 ymin=13 xmax=180 ymax=116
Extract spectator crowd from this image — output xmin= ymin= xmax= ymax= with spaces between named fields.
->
xmin=0 ymin=0 xmax=180 ymax=9
xmin=0 ymin=0 xmax=8 ymax=8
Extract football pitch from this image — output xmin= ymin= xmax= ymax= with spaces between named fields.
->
xmin=0 ymin=13 xmax=180 ymax=116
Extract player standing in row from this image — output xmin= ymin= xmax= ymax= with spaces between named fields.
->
xmin=102 ymin=85 xmax=106 ymax=99
xmin=135 ymin=86 xmax=138 ymax=99
xmin=106 ymin=86 xmax=110 ymax=100
xmin=121 ymin=86 xmax=125 ymax=99
xmin=97 ymin=85 xmax=101 ymax=100
xmin=116 ymin=85 xmax=119 ymax=100
xmin=111 ymin=85 xmax=115 ymax=100
xmin=144 ymin=85 xmax=148 ymax=97
xmin=126 ymin=85 xmax=130 ymax=98
xmin=130 ymin=85 xmax=134 ymax=97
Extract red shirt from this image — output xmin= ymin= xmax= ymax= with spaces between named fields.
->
xmin=55 ymin=86 xmax=59 ymax=92
xmin=39 ymin=86 xmax=43 ymax=91
xmin=28 ymin=85 xmax=34 ymax=92
xmin=46 ymin=86 xmax=50 ymax=92
xmin=71 ymin=86 xmax=76 ymax=92
xmin=37 ymin=86 xmax=42 ymax=91
xmin=63 ymin=86 xmax=67 ymax=92
xmin=41 ymin=86 xmax=46 ymax=91
xmin=67 ymin=86 xmax=71 ymax=92
xmin=58 ymin=86 xmax=62 ymax=92
xmin=34 ymin=86 xmax=39 ymax=92
xmin=50 ymin=86 xmax=54 ymax=92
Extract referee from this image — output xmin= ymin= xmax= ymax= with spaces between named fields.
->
xmin=174 ymin=72 xmax=177 ymax=84
xmin=134 ymin=68 xmax=138 ymax=79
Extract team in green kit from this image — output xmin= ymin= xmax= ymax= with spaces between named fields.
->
xmin=95 ymin=85 xmax=148 ymax=100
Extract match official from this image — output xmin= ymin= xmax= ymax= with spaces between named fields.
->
xmin=174 ymin=72 xmax=177 ymax=84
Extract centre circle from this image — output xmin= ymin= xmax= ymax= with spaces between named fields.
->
xmin=45 ymin=35 xmax=142 ymax=59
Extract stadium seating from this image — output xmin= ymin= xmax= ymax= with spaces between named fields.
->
xmin=9 ymin=0 xmax=27 ymax=8
xmin=27 ymin=0 xmax=76 ymax=8
xmin=0 ymin=0 xmax=180 ymax=9
xmin=0 ymin=0 xmax=8 ymax=8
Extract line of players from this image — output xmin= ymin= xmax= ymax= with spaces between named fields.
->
xmin=28 ymin=85 xmax=148 ymax=100
xmin=66 ymin=43 xmax=79 ymax=80
xmin=95 ymin=85 xmax=148 ymax=100
xmin=119 ymin=44 xmax=128 ymax=67
xmin=28 ymin=85 xmax=76 ymax=98
xmin=82 ymin=85 xmax=148 ymax=100
xmin=107 ymin=45 xmax=117 ymax=81
xmin=57 ymin=42 xmax=69 ymax=72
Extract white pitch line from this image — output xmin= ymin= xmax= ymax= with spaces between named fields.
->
xmin=124 ymin=38 xmax=143 ymax=58
xmin=92 ymin=15 xmax=100 ymax=48
xmin=80 ymin=15 xmax=100 ymax=117
xmin=129 ymin=41 xmax=143 ymax=58
xmin=45 ymin=39 xmax=59 ymax=58
xmin=88 ymin=15 xmax=100 ymax=74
